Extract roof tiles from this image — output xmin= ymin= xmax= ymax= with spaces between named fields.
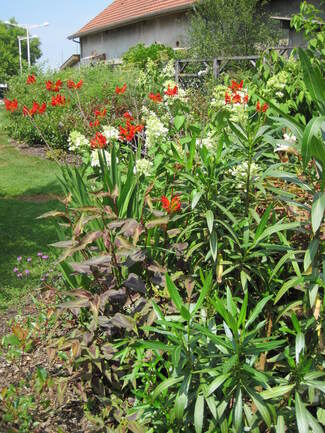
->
xmin=72 ymin=0 xmax=194 ymax=37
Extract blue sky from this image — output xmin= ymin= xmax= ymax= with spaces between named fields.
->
xmin=1 ymin=0 xmax=112 ymax=69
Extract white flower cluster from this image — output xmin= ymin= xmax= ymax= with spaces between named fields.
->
xmin=211 ymin=85 xmax=248 ymax=124
xmin=228 ymin=161 xmax=260 ymax=190
xmin=274 ymin=132 xmax=298 ymax=154
xmin=283 ymin=133 xmax=297 ymax=144
xmin=134 ymin=158 xmax=153 ymax=176
xmin=265 ymin=71 xmax=289 ymax=98
xmin=102 ymin=125 xmax=119 ymax=142
xmin=68 ymin=131 xmax=89 ymax=152
xmin=162 ymin=60 xmax=175 ymax=79
xmin=143 ymin=110 xmax=168 ymax=149
xmin=196 ymin=132 xmax=216 ymax=150
xmin=91 ymin=149 xmax=111 ymax=168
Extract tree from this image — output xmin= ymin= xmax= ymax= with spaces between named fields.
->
xmin=188 ymin=0 xmax=279 ymax=58
xmin=0 ymin=18 xmax=42 ymax=82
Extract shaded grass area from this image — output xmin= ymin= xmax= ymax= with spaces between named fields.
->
xmin=0 ymin=110 xmax=62 ymax=309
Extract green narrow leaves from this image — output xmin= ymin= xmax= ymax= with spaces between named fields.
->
xmin=194 ymin=394 xmax=205 ymax=433
xmin=295 ymin=392 xmax=309 ymax=433
xmin=209 ymin=230 xmax=218 ymax=262
xmin=260 ymin=384 xmax=295 ymax=400
xmin=165 ymin=274 xmax=190 ymax=321
xmin=206 ymin=210 xmax=214 ymax=234
xmin=206 ymin=373 xmax=230 ymax=397
xmin=152 ymin=376 xmax=184 ymax=400
xmin=312 ymin=193 xmax=325 ymax=234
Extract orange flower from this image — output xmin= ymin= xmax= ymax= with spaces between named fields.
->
xmin=119 ymin=121 xmax=143 ymax=142
xmin=149 ymin=92 xmax=162 ymax=103
xmin=51 ymin=94 xmax=66 ymax=107
xmin=232 ymin=93 xmax=241 ymax=104
xmin=91 ymin=132 xmax=107 ymax=149
xmin=256 ymin=101 xmax=269 ymax=113
xmin=26 ymin=75 xmax=36 ymax=85
xmin=94 ymin=108 xmax=107 ymax=118
xmin=89 ymin=119 xmax=100 ymax=128
xmin=38 ymin=102 xmax=47 ymax=114
xmin=115 ymin=83 xmax=127 ymax=94
xmin=123 ymin=112 xmax=134 ymax=121
xmin=164 ymin=85 xmax=178 ymax=97
xmin=229 ymin=80 xmax=243 ymax=92
xmin=23 ymin=101 xmax=46 ymax=116
xmin=225 ymin=92 xmax=231 ymax=104
xmin=46 ymin=79 xmax=63 ymax=92
xmin=4 ymin=98 xmax=18 ymax=112
xmin=67 ymin=79 xmax=83 ymax=89
xmin=161 ymin=195 xmax=181 ymax=213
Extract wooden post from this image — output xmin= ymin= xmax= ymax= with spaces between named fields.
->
xmin=213 ymin=58 xmax=219 ymax=79
xmin=175 ymin=60 xmax=180 ymax=85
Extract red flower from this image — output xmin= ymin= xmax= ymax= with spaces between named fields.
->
xmin=51 ymin=94 xmax=66 ymax=107
xmin=256 ymin=101 xmax=268 ymax=113
xmin=38 ymin=102 xmax=47 ymax=114
xmin=26 ymin=75 xmax=36 ymax=85
xmin=225 ymin=92 xmax=231 ymax=104
xmin=23 ymin=101 xmax=46 ymax=116
xmin=89 ymin=119 xmax=100 ymax=128
xmin=232 ymin=93 xmax=241 ymax=104
xmin=119 ymin=121 xmax=143 ymax=142
xmin=94 ymin=108 xmax=107 ymax=118
xmin=90 ymin=132 xmax=107 ymax=149
xmin=164 ymin=85 xmax=178 ymax=97
xmin=123 ymin=111 xmax=134 ymax=121
xmin=67 ymin=79 xmax=83 ymax=89
xmin=149 ymin=92 xmax=162 ymax=103
xmin=229 ymin=80 xmax=243 ymax=92
xmin=115 ymin=83 xmax=127 ymax=94
xmin=161 ymin=195 xmax=181 ymax=213
xmin=4 ymin=98 xmax=18 ymax=112
xmin=243 ymin=94 xmax=249 ymax=104
xmin=46 ymin=79 xmax=63 ymax=92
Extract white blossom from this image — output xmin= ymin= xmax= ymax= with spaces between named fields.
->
xmin=135 ymin=158 xmax=153 ymax=176
xmin=283 ymin=133 xmax=297 ymax=144
xmin=143 ymin=110 xmax=168 ymax=148
xmin=91 ymin=149 xmax=111 ymax=168
xmin=102 ymin=125 xmax=119 ymax=141
xmin=68 ymin=131 xmax=89 ymax=153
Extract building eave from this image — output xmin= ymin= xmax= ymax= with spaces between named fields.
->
xmin=68 ymin=4 xmax=193 ymax=40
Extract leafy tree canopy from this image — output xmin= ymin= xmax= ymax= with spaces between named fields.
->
xmin=189 ymin=0 xmax=280 ymax=58
xmin=0 ymin=18 xmax=42 ymax=83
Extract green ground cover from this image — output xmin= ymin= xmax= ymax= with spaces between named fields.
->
xmin=0 ymin=109 xmax=61 ymax=309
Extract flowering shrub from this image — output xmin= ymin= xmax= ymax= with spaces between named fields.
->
xmin=3 ymin=44 xmax=325 ymax=433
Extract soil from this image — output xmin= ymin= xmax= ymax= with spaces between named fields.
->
xmin=0 ymin=293 xmax=94 ymax=433
xmin=8 ymin=138 xmax=82 ymax=166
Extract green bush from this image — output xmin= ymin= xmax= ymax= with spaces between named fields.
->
xmin=122 ymin=42 xmax=175 ymax=69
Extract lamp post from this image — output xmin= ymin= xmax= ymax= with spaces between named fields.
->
xmin=4 ymin=21 xmax=49 ymax=68
xmin=18 ymin=35 xmax=37 ymax=74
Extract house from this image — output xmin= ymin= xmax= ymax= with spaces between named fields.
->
xmin=68 ymin=0 xmax=194 ymax=63
xmin=67 ymin=0 xmax=325 ymax=66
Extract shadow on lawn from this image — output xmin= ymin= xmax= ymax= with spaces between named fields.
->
xmin=0 ymin=183 xmax=63 ymax=307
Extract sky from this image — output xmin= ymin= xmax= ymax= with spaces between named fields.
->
xmin=1 ymin=0 xmax=112 ymax=69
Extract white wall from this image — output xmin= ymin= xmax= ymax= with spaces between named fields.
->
xmin=80 ymin=12 xmax=189 ymax=60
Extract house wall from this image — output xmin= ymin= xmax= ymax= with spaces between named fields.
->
xmin=79 ymin=0 xmax=325 ymax=60
xmin=80 ymin=11 xmax=189 ymax=60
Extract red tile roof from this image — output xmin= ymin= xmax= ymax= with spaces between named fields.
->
xmin=70 ymin=0 xmax=194 ymax=38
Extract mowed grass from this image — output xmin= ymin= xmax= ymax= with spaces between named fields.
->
xmin=0 ymin=109 xmax=62 ymax=309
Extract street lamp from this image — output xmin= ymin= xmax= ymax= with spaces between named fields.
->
xmin=18 ymin=35 xmax=37 ymax=74
xmin=4 ymin=21 xmax=49 ymax=68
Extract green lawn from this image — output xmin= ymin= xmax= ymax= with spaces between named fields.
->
xmin=0 ymin=109 xmax=62 ymax=309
